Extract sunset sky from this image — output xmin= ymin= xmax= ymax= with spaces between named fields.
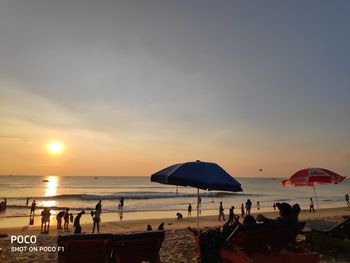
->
xmin=0 ymin=1 xmax=349 ymax=178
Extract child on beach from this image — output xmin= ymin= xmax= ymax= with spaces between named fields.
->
xmin=240 ymin=204 xmax=245 ymax=218
xmin=273 ymin=202 xmax=276 ymax=211
xmin=188 ymin=204 xmax=192 ymax=218
xmin=257 ymin=201 xmax=260 ymax=210
xmin=309 ymin=198 xmax=315 ymax=212
xmin=176 ymin=212 xmax=183 ymax=219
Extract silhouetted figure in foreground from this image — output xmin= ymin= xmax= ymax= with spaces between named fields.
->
xmin=95 ymin=200 xmax=102 ymax=213
xmin=56 ymin=210 xmax=65 ymax=229
xmin=243 ymin=215 xmax=257 ymax=225
xmin=64 ymin=208 xmax=71 ymax=231
xmin=158 ymin=223 xmax=164 ymax=230
xmin=91 ymin=209 xmax=101 ymax=233
xmin=74 ymin=210 xmax=85 ymax=234
xmin=256 ymin=202 xmax=299 ymax=225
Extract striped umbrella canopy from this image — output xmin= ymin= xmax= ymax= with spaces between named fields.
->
xmin=282 ymin=168 xmax=346 ymax=211
xmin=282 ymin=168 xmax=346 ymax=186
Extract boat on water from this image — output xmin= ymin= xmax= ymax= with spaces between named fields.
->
xmin=42 ymin=179 xmax=49 ymax=182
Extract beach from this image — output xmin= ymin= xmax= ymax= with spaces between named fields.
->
xmin=1 ymin=206 xmax=350 ymax=263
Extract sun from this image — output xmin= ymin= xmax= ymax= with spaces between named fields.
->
xmin=46 ymin=140 xmax=65 ymax=155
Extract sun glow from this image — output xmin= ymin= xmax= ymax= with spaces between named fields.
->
xmin=47 ymin=140 xmax=65 ymax=155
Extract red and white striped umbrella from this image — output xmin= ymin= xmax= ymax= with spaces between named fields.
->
xmin=282 ymin=168 xmax=346 ymax=211
xmin=282 ymin=168 xmax=346 ymax=187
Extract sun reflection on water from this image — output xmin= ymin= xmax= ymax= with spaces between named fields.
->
xmin=42 ymin=176 xmax=59 ymax=208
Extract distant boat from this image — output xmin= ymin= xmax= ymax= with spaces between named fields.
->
xmin=94 ymin=177 xmax=98 ymax=180
xmin=42 ymin=179 xmax=49 ymax=182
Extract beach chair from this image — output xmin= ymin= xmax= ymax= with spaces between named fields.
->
xmin=57 ymin=234 xmax=114 ymax=263
xmin=220 ymin=223 xmax=320 ymax=263
xmin=306 ymin=218 xmax=350 ymax=239
xmin=113 ymin=230 xmax=165 ymax=263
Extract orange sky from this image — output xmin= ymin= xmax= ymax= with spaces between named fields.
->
xmin=0 ymin=1 xmax=349 ymax=178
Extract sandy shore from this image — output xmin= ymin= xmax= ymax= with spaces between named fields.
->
xmin=1 ymin=206 xmax=350 ymax=262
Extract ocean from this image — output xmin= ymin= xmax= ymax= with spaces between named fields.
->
xmin=0 ymin=175 xmax=349 ymax=228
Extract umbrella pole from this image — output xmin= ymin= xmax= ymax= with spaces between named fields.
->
xmin=312 ymin=184 xmax=320 ymax=212
xmin=197 ymin=188 xmax=199 ymax=230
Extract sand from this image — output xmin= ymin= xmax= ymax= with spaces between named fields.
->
xmin=1 ymin=206 xmax=349 ymax=262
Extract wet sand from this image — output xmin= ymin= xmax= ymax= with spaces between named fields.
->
xmin=1 ymin=206 xmax=349 ymax=262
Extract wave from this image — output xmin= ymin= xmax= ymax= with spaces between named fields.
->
xmin=3 ymin=191 xmax=255 ymax=201
xmin=5 ymin=204 xmax=94 ymax=211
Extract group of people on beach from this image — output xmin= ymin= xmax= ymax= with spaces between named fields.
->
xmin=7 ymin=192 xmax=348 ymax=235
xmin=217 ymin=199 xmax=256 ymax=221
xmin=184 ymin=193 xmax=350 ymax=222
xmin=221 ymin=201 xmax=302 ymax=237
xmin=24 ymin=198 xmax=104 ymax=234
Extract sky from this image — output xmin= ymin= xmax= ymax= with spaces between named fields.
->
xmin=0 ymin=0 xmax=349 ymax=178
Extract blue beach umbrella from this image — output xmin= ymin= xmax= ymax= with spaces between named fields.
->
xmin=151 ymin=160 xmax=243 ymax=229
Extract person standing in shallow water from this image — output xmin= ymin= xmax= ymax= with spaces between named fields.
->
xmin=30 ymin=200 xmax=36 ymax=215
xmin=345 ymin=194 xmax=349 ymax=207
